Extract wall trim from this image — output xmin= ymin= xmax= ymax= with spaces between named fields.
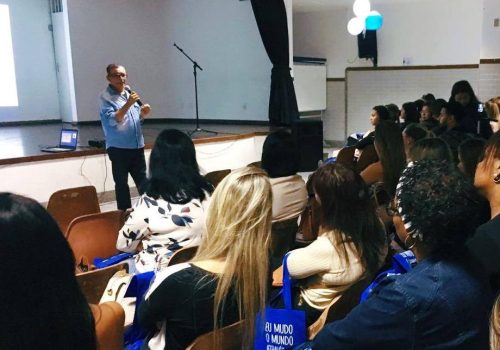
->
xmin=0 ymin=119 xmax=63 ymax=127
xmin=327 ymin=78 xmax=346 ymax=82
xmin=480 ymin=58 xmax=500 ymax=64
xmin=76 ymin=118 xmax=270 ymax=126
xmin=346 ymin=64 xmax=479 ymax=72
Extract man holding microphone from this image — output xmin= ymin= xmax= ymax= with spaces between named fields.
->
xmin=99 ymin=63 xmax=152 ymax=210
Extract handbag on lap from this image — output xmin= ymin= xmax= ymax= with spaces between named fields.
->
xmin=254 ymin=254 xmax=307 ymax=349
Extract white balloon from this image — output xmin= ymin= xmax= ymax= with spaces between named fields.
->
xmin=353 ymin=0 xmax=371 ymax=19
xmin=347 ymin=17 xmax=365 ymax=36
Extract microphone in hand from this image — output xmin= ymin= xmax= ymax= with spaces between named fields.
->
xmin=125 ymin=85 xmax=143 ymax=106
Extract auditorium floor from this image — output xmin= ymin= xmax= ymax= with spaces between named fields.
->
xmin=0 ymin=120 xmax=275 ymax=161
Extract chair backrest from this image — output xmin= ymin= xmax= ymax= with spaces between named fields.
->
xmin=296 ymin=173 xmax=321 ymax=246
xmin=205 ymin=169 xmax=231 ymax=188
xmin=271 ymin=216 xmax=299 ymax=261
xmin=307 ymin=277 xmax=372 ymax=339
xmin=247 ymin=161 xmax=262 ymax=168
xmin=335 ymin=146 xmax=356 ymax=169
xmin=76 ymin=263 xmax=128 ymax=304
xmin=66 ymin=210 xmax=125 ymax=270
xmin=186 ymin=320 xmax=245 ymax=350
xmin=167 ymin=245 xmax=198 ymax=267
xmin=91 ymin=302 xmax=125 ymax=350
xmin=356 ymin=144 xmax=379 ymax=173
xmin=47 ymin=186 xmax=100 ymax=234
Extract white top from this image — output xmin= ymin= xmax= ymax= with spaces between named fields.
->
xmin=270 ymin=175 xmax=308 ymax=222
xmin=117 ymin=193 xmax=210 ymax=273
xmin=286 ymin=233 xmax=364 ymax=310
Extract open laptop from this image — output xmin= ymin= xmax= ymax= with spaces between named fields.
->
xmin=41 ymin=128 xmax=79 ymax=153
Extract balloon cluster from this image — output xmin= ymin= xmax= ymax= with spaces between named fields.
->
xmin=347 ymin=0 xmax=383 ymax=36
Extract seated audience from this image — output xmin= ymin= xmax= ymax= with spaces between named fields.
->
xmin=385 ymin=103 xmax=401 ymax=124
xmin=436 ymin=101 xmax=473 ymax=162
xmin=117 ymin=129 xmax=213 ymax=273
xmin=468 ymin=132 xmax=500 ymax=293
xmin=458 ymin=138 xmax=486 ymax=179
xmin=400 ymin=101 xmax=420 ymax=130
xmin=486 ymin=97 xmax=500 ymax=133
xmin=410 ymin=137 xmax=453 ymax=163
xmin=284 ymin=163 xmax=387 ymax=326
xmin=420 ymin=101 xmax=439 ymax=130
xmin=261 ymin=130 xmax=307 ymax=222
xmin=449 ymin=80 xmax=492 ymax=139
xmin=414 ymin=99 xmax=425 ymax=114
xmin=0 ymin=193 xmax=96 ymax=350
xmin=138 ymin=167 xmax=272 ymax=350
xmin=311 ymin=160 xmax=492 ymax=349
xmin=360 ymin=121 xmax=406 ymax=197
xmin=402 ymin=123 xmax=427 ymax=161
xmin=421 ymin=93 xmax=436 ymax=103
xmin=353 ymin=105 xmax=391 ymax=150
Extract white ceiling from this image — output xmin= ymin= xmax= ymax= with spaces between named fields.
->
xmin=293 ymin=0 xmax=416 ymax=13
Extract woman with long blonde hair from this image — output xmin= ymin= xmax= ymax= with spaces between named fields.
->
xmin=138 ymin=166 xmax=272 ymax=350
xmin=491 ymin=296 xmax=500 ymax=350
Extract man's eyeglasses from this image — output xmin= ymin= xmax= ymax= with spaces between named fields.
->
xmin=109 ymin=73 xmax=127 ymax=78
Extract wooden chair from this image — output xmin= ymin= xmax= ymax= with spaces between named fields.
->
xmin=91 ymin=302 xmax=125 ymax=350
xmin=66 ymin=210 xmax=126 ymax=271
xmin=247 ymin=161 xmax=262 ymax=168
xmin=355 ymin=144 xmax=379 ymax=173
xmin=47 ymin=185 xmax=101 ymax=234
xmin=307 ymin=277 xmax=372 ymax=339
xmin=167 ymin=245 xmax=198 ymax=267
xmin=271 ymin=216 xmax=299 ymax=262
xmin=205 ymin=169 xmax=231 ymax=188
xmin=186 ymin=320 xmax=245 ymax=350
xmin=295 ymin=173 xmax=320 ymax=248
xmin=335 ymin=146 xmax=356 ymax=169
xmin=76 ymin=263 xmax=128 ymax=304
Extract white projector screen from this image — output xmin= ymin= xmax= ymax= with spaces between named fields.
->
xmin=0 ymin=4 xmax=19 ymax=107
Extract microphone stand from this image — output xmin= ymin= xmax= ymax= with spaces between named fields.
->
xmin=173 ymin=43 xmax=217 ymax=137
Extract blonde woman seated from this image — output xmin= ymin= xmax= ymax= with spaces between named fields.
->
xmin=138 ymin=167 xmax=272 ymax=350
xmin=283 ymin=163 xmax=387 ymax=325
xmin=117 ymin=129 xmax=213 ymax=273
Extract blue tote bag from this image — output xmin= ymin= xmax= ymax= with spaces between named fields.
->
xmin=254 ymin=254 xmax=307 ymax=349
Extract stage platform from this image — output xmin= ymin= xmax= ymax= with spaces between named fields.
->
xmin=0 ymin=120 xmax=282 ymax=204
xmin=0 ymin=120 xmax=276 ymax=165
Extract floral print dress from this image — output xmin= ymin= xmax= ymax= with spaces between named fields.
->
xmin=116 ymin=193 xmax=210 ymax=273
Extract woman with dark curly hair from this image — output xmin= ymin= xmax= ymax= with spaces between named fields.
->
xmin=309 ymin=160 xmax=492 ymax=350
xmin=410 ymin=137 xmax=453 ymax=163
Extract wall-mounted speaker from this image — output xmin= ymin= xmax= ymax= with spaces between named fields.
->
xmin=358 ymin=30 xmax=377 ymax=66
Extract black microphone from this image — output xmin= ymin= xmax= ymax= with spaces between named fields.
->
xmin=125 ymin=85 xmax=143 ymax=106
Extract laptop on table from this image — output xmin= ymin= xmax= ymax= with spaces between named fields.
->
xmin=41 ymin=128 xmax=79 ymax=153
